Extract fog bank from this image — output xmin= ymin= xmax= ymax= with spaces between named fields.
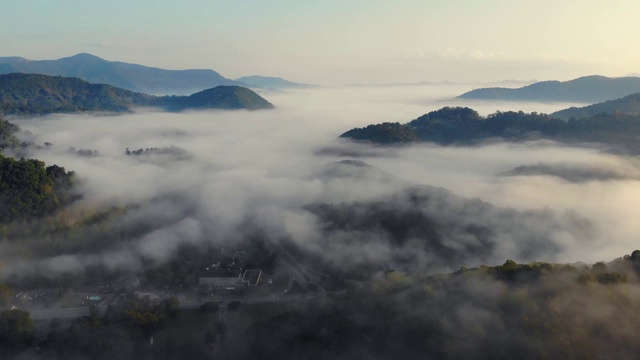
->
xmin=4 ymin=85 xmax=637 ymax=278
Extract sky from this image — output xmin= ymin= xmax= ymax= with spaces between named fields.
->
xmin=2 ymin=0 xmax=640 ymax=86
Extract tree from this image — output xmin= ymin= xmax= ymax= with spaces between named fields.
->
xmin=0 ymin=309 xmax=35 ymax=350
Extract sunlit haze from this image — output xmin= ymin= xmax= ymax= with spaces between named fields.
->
xmin=2 ymin=0 xmax=639 ymax=85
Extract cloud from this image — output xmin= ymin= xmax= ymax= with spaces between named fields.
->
xmin=2 ymin=85 xmax=639 ymax=280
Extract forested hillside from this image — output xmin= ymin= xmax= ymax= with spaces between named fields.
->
xmin=0 ymin=155 xmax=76 ymax=223
xmin=0 ymin=118 xmax=20 ymax=149
xmin=0 ymin=73 xmax=274 ymax=116
xmin=552 ymin=92 xmax=640 ymax=119
xmin=0 ymin=73 xmax=155 ymax=115
xmin=341 ymin=106 xmax=640 ymax=153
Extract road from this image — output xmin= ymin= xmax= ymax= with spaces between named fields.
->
xmin=21 ymin=257 xmax=328 ymax=324
xmin=29 ymin=306 xmax=91 ymax=320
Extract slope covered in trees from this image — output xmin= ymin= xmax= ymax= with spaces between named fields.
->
xmin=0 ymin=73 xmax=274 ymax=116
xmin=552 ymin=92 xmax=640 ymax=120
xmin=0 ymin=73 xmax=156 ymax=115
xmin=164 ymin=85 xmax=275 ymax=110
xmin=0 ymin=154 xmax=77 ymax=223
xmin=340 ymin=106 xmax=640 ymax=153
xmin=0 ymin=118 xmax=20 ymax=149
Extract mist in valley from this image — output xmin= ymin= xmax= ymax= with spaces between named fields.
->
xmin=2 ymin=84 xmax=637 ymax=279
xmin=3 ymin=82 xmax=640 ymax=360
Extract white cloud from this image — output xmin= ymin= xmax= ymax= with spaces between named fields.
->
xmin=3 ymin=85 xmax=639 ymax=278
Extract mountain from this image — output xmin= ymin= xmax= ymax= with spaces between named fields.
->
xmin=0 ymin=73 xmax=274 ymax=115
xmin=235 ymin=75 xmax=315 ymax=90
xmin=551 ymin=92 xmax=640 ymax=120
xmin=340 ymin=106 xmax=640 ymax=153
xmin=457 ymin=75 xmax=640 ymax=103
xmin=345 ymin=79 xmax=537 ymax=88
xmin=165 ymin=85 xmax=275 ymax=110
xmin=0 ymin=53 xmax=240 ymax=95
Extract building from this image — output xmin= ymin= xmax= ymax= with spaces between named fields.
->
xmin=199 ymin=270 xmax=243 ymax=287
xmin=242 ymin=269 xmax=263 ymax=287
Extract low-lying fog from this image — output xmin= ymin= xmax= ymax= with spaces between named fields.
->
xmin=7 ymin=84 xmax=639 ymax=276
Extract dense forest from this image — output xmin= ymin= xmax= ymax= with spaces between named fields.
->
xmin=551 ymin=92 xmax=640 ymax=119
xmin=0 ymin=118 xmax=77 ymax=223
xmin=0 ymin=73 xmax=274 ymax=116
xmin=0 ymin=118 xmax=20 ymax=150
xmin=341 ymin=106 xmax=640 ymax=153
xmin=0 ymin=155 xmax=76 ymax=223
xmin=0 ymin=73 xmax=155 ymax=114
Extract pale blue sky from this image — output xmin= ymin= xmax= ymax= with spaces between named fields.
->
xmin=2 ymin=0 xmax=639 ymax=85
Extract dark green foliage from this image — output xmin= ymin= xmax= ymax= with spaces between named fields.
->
xmin=0 ymin=73 xmax=274 ymax=116
xmin=553 ymin=92 xmax=640 ymax=119
xmin=0 ymin=73 xmax=156 ymax=115
xmin=0 ymin=118 xmax=20 ymax=149
xmin=340 ymin=122 xmax=417 ymax=143
xmin=340 ymin=106 xmax=640 ymax=153
xmin=0 ymin=309 xmax=35 ymax=354
xmin=125 ymin=146 xmax=187 ymax=157
xmin=164 ymin=86 xmax=275 ymax=110
xmin=341 ymin=107 xmax=560 ymax=145
xmin=595 ymin=272 xmax=627 ymax=284
xmin=0 ymin=154 xmax=76 ymax=222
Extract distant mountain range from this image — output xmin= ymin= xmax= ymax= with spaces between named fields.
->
xmin=0 ymin=53 xmax=239 ymax=95
xmin=0 ymin=73 xmax=274 ymax=116
xmin=551 ymin=92 xmax=640 ymax=120
xmin=0 ymin=53 xmax=310 ymax=95
xmin=235 ymin=75 xmax=316 ymax=90
xmin=346 ymin=79 xmax=537 ymax=88
xmin=457 ymin=75 xmax=640 ymax=103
